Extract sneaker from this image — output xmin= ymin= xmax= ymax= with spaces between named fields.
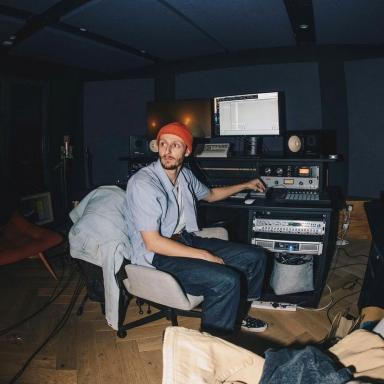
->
xmin=246 ymin=296 xmax=260 ymax=302
xmin=241 ymin=316 xmax=268 ymax=333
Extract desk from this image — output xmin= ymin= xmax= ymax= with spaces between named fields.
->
xmin=199 ymin=197 xmax=338 ymax=308
xmin=358 ymin=200 xmax=384 ymax=309
xmin=122 ymin=155 xmax=340 ymax=307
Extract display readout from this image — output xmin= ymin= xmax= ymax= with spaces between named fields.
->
xmin=298 ymin=167 xmax=310 ymax=176
xmin=284 ymin=178 xmax=294 ymax=185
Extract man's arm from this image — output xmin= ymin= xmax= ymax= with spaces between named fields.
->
xmin=140 ymin=231 xmax=224 ymax=264
xmin=203 ymin=178 xmax=265 ymax=203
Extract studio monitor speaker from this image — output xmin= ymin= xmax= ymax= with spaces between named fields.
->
xmin=285 ymin=130 xmax=337 ymax=157
xmin=129 ymin=135 xmax=150 ymax=156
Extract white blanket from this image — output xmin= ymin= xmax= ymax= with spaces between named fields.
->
xmin=69 ymin=186 xmax=132 ymax=330
xmin=162 ymin=327 xmax=384 ymax=384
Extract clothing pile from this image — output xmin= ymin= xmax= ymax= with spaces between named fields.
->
xmin=68 ymin=186 xmax=132 ymax=330
xmin=162 ymin=326 xmax=384 ymax=384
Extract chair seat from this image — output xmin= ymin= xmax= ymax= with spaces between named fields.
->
xmin=124 ymin=264 xmax=203 ymax=311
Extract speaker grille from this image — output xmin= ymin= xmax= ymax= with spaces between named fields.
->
xmin=129 ymin=135 xmax=149 ymax=156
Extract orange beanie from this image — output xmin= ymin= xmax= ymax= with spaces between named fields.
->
xmin=156 ymin=122 xmax=193 ymax=153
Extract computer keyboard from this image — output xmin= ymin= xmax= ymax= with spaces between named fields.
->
xmin=230 ymin=189 xmax=327 ymax=202
xmin=230 ymin=192 xmax=248 ymax=199
xmin=249 ymin=190 xmax=267 ymax=198
xmin=195 ymin=143 xmax=230 ymax=158
xmin=285 ymin=189 xmax=319 ymax=201
xmin=265 ymin=188 xmax=322 ymax=201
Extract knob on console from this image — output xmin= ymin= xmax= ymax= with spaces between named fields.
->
xmin=276 ymin=167 xmax=283 ymax=176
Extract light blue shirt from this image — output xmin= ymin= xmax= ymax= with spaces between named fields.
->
xmin=125 ymin=159 xmax=210 ymax=268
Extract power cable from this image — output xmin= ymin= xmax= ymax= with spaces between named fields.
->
xmin=7 ymin=275 xmax=84 ymax=384
xmin=326 ymin=285 xmax=361 ymax=324
xmin=330 ymin=263 xmax=367 ymax=271
xmin=297 ymin=284 xmax=333 ymax=311
xmin=0 ymin=263 xmax=77 ymax=337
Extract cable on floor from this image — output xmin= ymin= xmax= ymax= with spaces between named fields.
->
xmin=297 ymin=284 xmax=333 ymax=312
xmin=0 ymin=262 xmax=78 ymax=337
xmin=7 ymin=275 xmax=84 ymax=384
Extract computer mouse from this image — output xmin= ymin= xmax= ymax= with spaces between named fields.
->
xmin=244 ymin=198 xmax=255 ymax=205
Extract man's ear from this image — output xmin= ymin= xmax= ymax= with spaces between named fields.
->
xmin=185 ymin=148 xmax=191 ymax=157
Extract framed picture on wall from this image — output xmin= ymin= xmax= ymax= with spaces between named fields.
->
xmin=20 ymin=192 xmax=54 ymax=225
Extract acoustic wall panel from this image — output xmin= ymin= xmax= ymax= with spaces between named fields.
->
xmin=345 ymin=58 xmax=384 ymax=198
xmin=83 ymin=78 xmax=154 ymax=185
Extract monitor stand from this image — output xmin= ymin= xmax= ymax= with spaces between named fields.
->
xmin=244 ymin=136 xmax=263 ymax=156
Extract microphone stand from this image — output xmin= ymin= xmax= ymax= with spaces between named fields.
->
xmin=59 ymin=135 xmax=73 ymax=227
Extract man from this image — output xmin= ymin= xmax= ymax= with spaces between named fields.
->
xmin=125 ymin=122 xmax=267 ymax=334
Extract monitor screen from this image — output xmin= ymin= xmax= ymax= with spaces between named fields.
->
xmin=213 ymin=92 xmax=281 ymax=136
xmin=147 ymin=99 xmax=212 ymax=139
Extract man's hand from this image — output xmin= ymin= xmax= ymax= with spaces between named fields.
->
xmin=244 ymin=178 xmax=266 ymax=192
xmin=204 ymin=177 xmax=266 ymax=202
xmin=140 ymin=230 xmax=225 ymax=263
xmin=200 ymin=250 xmax=225 ymax=264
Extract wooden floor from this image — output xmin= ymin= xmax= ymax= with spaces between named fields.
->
xmin=0 ymin=239 xmax=370 ymax=384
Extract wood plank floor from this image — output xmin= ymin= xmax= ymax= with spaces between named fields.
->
xmin=0 ymin=240 xmax=370 ymax=384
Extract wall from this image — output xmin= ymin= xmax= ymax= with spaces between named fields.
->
xmin=0 ymin=77 xmax=83 ymax=225
xmin=345 ymin=58 xmax=384 ymax=198
xmin=176 ymin=62 xmax=322 ymax=133
xmin=175 ymin=62 xmax=348 ymax=189
xmin=83 ymin=78 xmax=154 ymax=186
xmin=82 ymin=57 xmax=384 ymax=198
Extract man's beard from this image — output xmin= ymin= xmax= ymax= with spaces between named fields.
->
xmin=160 ymin=155 xmax=183 ymax=170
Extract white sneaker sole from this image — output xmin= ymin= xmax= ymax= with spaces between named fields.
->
xmin=241 ymin=324 xmax=268 ymax=333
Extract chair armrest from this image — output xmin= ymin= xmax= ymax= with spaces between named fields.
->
xmin=195 ymin=227 xmax=228 ymax=241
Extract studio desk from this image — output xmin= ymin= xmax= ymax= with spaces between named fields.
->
xmin=195 ymin=155 xmax=340 ymax=308
xmin=198 ymin=196 xmax=338 ymax=308
xmin=122 ymin=154 xmax=340 ymax=308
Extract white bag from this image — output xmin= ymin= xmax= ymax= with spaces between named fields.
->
xmin=270 ymin=254 xmax=314 ymax=295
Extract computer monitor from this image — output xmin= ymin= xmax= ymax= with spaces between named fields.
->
xmin=147 ymin=98 xmax=212 ymax=139
xmin=213 ymin=92 xmax=282 ymax=137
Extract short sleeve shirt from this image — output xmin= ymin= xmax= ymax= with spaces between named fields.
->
xmin=125 ymin=159 xmax=210 ymax=267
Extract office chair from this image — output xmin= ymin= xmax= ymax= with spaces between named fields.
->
xmin=0 ymin=211 xmax=62 ymax=279
xmin=117 ymin=227 xmax=228 ymax=338
xmin=69 ymin=185 xmax=228 ymax=337
xmin=74 ymin=230 xmax=228 ymax=338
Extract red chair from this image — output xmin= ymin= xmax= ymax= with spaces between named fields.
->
xmin=0 ymin=211 xmax=63 ymax=279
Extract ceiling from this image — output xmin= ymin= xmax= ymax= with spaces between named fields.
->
xmin=1 ymin=0 xmax=384 ymax=78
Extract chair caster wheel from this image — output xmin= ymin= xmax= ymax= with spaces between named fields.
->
xmin=117 ymin=329 xmax=127 ymax=338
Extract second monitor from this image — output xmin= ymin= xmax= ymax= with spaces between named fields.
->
xmin=213 ymin=91 xmax=284 ymax=155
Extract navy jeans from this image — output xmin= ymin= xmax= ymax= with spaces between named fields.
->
xmin=152 ymin=231 xmax=266 ymax=332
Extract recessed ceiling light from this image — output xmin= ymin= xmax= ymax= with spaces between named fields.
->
xmin=9 ymin=35 xmax=16 ymax=40
xmin=2 ymin=40 xmax=13 ymax=46
xmin=140 ymin=49 xmax=147 ymax=54
xmin=79 ymin=27 xmax=87 ymax=32
xmin=299 ymin=24 xmax=309 ymax=30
